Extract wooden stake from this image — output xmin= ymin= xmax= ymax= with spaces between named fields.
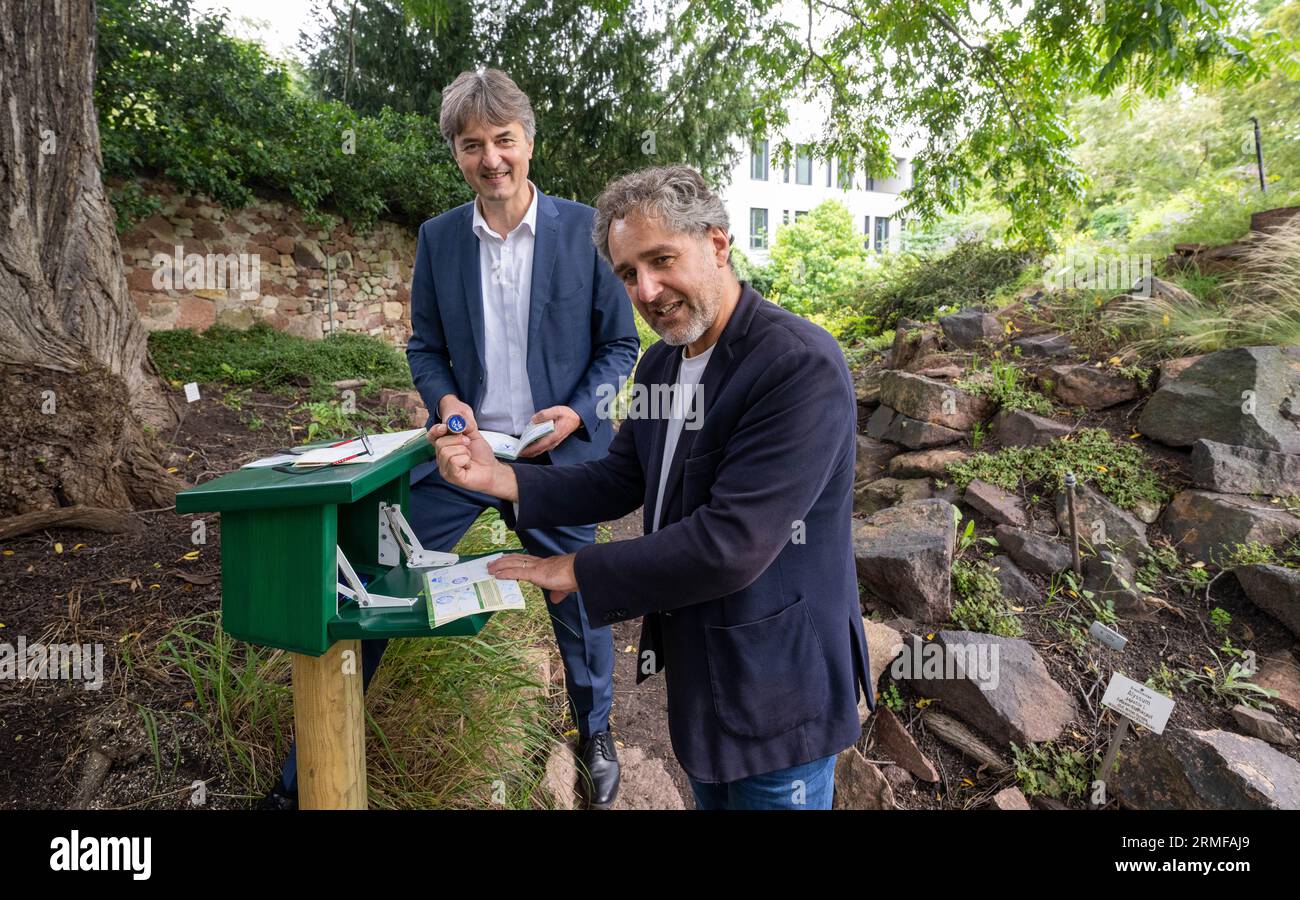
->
xmin=292 ymin=639 xmax=367 ymax=810
xmin=1092 ymin=716 xmax=1131 ymax=808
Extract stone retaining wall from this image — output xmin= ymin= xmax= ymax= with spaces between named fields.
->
xmin=117 ymin=179 xmax=418 ymax=346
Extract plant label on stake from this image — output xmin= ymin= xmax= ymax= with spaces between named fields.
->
xmin=1088 ymin=620 xmax=1127 ymax=651
xmin=1101 ymin=672 xmax=1174 ymax=734
xmin=1091 ymin=672 xmax=1176 ymax=807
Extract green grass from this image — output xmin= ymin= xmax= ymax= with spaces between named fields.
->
xmin=956 ymin=355 xmax=1054 ymax=416
xmin=148 ymin=322 xmax=414 ymax=400
xmin=946 ymin=427 xmax=1168 ymax=511
xmin=153 ymin=508 xmax=569 ymax=808
xmin=1112 ymin=216 xmax=1300 ymax=354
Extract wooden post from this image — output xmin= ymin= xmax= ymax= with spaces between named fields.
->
xmin=1091 ymin=716 xmax=1131 ymax=808
xmin=292 ymin=639 xmax=367 ymax=809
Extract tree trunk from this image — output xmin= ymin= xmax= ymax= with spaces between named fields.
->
xmin=0 ymin=0 xmax=182 ymax=517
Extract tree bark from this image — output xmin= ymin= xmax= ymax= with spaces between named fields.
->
xmin=0 ymin=0 xmax=182 ymax=516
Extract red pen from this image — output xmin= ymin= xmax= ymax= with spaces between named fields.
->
xmin=330 ymin=449 xmax=371 ymax=466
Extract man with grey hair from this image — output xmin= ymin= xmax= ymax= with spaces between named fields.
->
xmin=430 ymin=165 xmax=874 ymax=809
xmin=264 ymin=69 xmax=638 ymax=811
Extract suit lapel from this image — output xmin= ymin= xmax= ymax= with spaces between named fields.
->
xmin=457 ymin=203 xmax=487 ymax=377
xmin=526 ymin=190 xmax=559 ymax=395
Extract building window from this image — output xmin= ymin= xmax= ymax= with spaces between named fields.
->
xmin=864 ymin=216 xmax=871 ymax=250
xmin=783 ymin=161 xmax=791 ymax=183
xmin=782 ymin=209 xmax=790 ymax=225
xmin=750 ymin=140 xmax=769 ymax=181
xmin=750 ymin=208 xmax=768 ymax=249
xmin=826 ymin=160 xmax=833 ymax=187
xmin=837 ymin=156 xmax=854 ymax=190
xmin=875 ymin=216 xmax=891 ymax=253
xmin=796 ymin=146 xmax=812 ymax=185
xmin=795 ymin=210 xmax=808 ymax=221
xmin=866 ymin=176 xmax=876 ymax=192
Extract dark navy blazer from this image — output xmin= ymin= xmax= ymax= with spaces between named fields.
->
xmin=512 ymin=284 xmax=874 ymax=783
xmin=405 ymin=188 xmax=639 ymax=476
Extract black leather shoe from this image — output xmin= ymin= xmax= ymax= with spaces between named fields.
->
xmin=576 ymin=731 xmax=620 ymax=810
xmin=258 ymin=781 xmax=298 ymax=810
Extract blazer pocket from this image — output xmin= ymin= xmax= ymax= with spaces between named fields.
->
xmin=549 ymin=277 xmax=589 ymax=306
xmin=704 ymin=596 xmax=831 ymax=739
xmin=681 ymin=445 xmax=724 ymax=510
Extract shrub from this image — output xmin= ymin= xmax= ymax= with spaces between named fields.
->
xmin=767 ymin=201 xmax=869 ymax=316
xmin=854 ymin=239 xmax=1038 ymax=330
xmin=96 ymin=0 xmax=469 ymax=229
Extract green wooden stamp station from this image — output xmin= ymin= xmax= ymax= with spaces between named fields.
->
xmin=175 ymin=434 xmax=504 ymax=809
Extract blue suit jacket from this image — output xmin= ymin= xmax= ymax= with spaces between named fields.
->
xmin=511 ymin=284 xmax=874 ymax=783
xmin=406 ymin=188 xmax=639 ymax=479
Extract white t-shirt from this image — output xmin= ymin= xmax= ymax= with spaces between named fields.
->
xmin=653 ymin=343 xmax=715 ymax=531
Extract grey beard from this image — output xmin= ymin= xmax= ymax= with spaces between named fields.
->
xmin=659 ymin=312 xmax=711 ymax=346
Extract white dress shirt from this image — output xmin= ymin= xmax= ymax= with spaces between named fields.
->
xmin=472 ymin=181 xmax=538 ymax=435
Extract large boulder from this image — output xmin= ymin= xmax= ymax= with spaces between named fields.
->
xmin=856 ymin=435 xmax=900 ymax=485
xmin=853 ymin=500 xmax=957 ymax=622
xmin=1055 ymin=483 xmax=1151 ymax=560
xmin=855 ymin=477 xmax=933 ymax=516
xmin=990 ymin=555 xmax=1040 ymax=607
xmin=995 ymin=525 xmax=1072 ymax=576
xmin=880 ymin=370 xmax=996 ymax=431
xmin=898 ymin=631 xmax=1077 ymax=745
xmin=1082 ymin=550 xmax=1150 ymax=619
xmin=1160 ymin=491 xmax=1300 ymax=563
xmin=1113 ymin=727 xmax=1300 ymax=810
xmin=991 ymin=409 xmax=1072 ymax=448
xmin=866 ymin=405 xmax=967 ymax=450
xmin=855 ymin=369 xmax=884 ymax=408
xmin=863 ymin=619 xmax=904 ymax=695
xmin=888 ymin=317 xmax=944 ymax=371
xmin=1041 ymin=364 xmax=1142 ymax=410
xmin=939 ymin=309 xmax=1003 ymax=349
xmin=1189 ymin=439 xmax=1300 ymax=496
xmin=964 ymin=479 xmax=1027 ymax=528
xmin=864 ymin=404 xmax=896 ymax=440
xmin=1234 ymin=564 xmax=1300 ymax=638
xmin=1157 ymin=355 xmax=1204 ymax=386
xmin=1011 ymin=331 xmax=1072 ymax=358
xmin=888 ymin=447 xmax=969 ymax=478
xmin=1137 ymin=346 xmax=1300 ymax=453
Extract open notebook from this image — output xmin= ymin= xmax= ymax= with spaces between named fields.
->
xmin=479 ymin=420 xmax=555 ymax=461
xmin=249 ymin=429 xmax=431 ymax=470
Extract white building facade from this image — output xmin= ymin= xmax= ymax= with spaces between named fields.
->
xmin=718 ymin=135 xmax=913 ymax=263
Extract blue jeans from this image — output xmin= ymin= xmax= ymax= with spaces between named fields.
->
xmin=689 ymin=753 xmax=838 ymax=810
